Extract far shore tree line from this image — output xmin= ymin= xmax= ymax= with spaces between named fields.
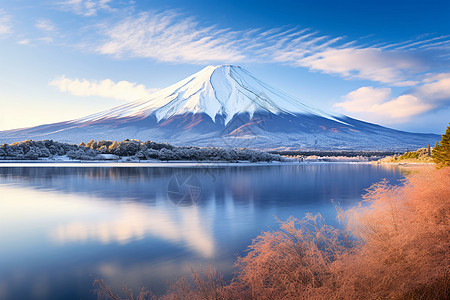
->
xmin=0 ymin=139 xmax=282 ymax=162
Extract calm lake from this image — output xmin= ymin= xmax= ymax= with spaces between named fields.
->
xmin=0 ymin=163 xmax=405 ymax=299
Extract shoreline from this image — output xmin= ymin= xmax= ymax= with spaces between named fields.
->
xmin=374 ymin=161 xmax=435 ymax=167
xmin=0 ymin=160 xmax=379 ymax=167
xmin=0 ymin=158 xmax=437 ymax=168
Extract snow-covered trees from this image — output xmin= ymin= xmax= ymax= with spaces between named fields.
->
xmin=158 ymin=148 xmax=181 ymax=161
xmin=0 ymin=140 xmax=87 ymax=160
xmin=24 ymin=146 xmax=48 ymax=159
xmin=0 ymin=139 xmax=282 ymax=162
xmin=108 ymin=141 xmax=121 ymax=155
xmin=99 ymin=145 xmax=108 ymax=154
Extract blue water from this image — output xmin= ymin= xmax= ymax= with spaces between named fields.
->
xmin=0 ymin=163 xmax=405 ymax=299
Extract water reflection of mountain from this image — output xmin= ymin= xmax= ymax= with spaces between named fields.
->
xmin=0 ymin=164 xmax=404 ymax=207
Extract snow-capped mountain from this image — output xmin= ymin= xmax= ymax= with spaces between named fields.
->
xmin=77 ymin=65 xmax=341 ymax=124
xmin=0 ymin=65 xmax=439 ymax=150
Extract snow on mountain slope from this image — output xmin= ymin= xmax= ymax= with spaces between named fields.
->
xmin=77 ymin=65 xmax=344 ymax=125
xmin=0 ymin=65 xmax=440 ymax=150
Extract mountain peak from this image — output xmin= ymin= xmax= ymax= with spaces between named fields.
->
xmin=187 ymin=64 xmax=243 ymax=83
xmin=204 ymin=64 xmax=241 ymax=70
xmin=78 ymin=65 xmax=337 ymax=125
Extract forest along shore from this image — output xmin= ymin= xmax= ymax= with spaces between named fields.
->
xmin=272 ymin=150 xmax=403 ymax=163
xmin=0 ymin=139 xmax=282 ymax=162
xmin=0 ymin=139 xmax=438 ymax=164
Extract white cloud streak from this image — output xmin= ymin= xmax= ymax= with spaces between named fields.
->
xmin=35 ymin=19 xmax=56 ymax=32
xmin=0 ymin=9 xmax=12 ymax=36
xmin=15 ymin=19 xmax=58 ymax=47
xmin=17 ymin=39 xmax=31 ymax=45
xmin=50 ymin=76 xmax=159 ymax=101
xmin=394 ymin=35 xmax=450 ymax=50
xmin=97 ymin=11 xmax=245 ymax=63
xmin=288 ymin=48 xmax=424 ymax=86
xmin=58 ymin=0 xmax=113 ymax=16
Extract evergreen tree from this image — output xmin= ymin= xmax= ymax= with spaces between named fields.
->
xmin=108 ymin=141 xmax=121 ymax=155
xmin=99 ymin=145 xmax=108 ymax=154
xmin=86 ymin=139 xmax=95 ymax=149
xmin=432 ymin=122 xmax=450 ymax=168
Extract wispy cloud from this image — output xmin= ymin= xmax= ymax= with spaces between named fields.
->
xmin=97 ymin=11 xmax=245 ymax=63
xmin=17 ymin=39 xmax=31 ymax=45
xmin=0 ymin=9 xmax=12 ymax=36
xmin=50 ymin=76 xmax=159 ymax=101
xmin=284 ymin=48 xmax=423 ymax=86
xmin=57 ymin=0 xmax=114 ymax=16
xmin=94 ymin=10 xmax=450 ymax=87
xmin=394 ymin=35 xmax=450 ymax=50
xmin=35 ymin=19 xmax=56 ymax=32
xmin=14 ymin=18 xmax=62 ymax=47
xmin=253 ymin=30 xmax=448 ymax=86
xmin=335 ymin=74 xmax=450 ymax=123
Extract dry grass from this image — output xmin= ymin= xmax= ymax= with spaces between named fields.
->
xmin=331 ymin=167 xmax=450 ymax=299
xmin=235 ymin=214 xmax=354 ymax=299
xmin=95 ymin=167 xmax=450 ymax=300
xmin=93 ymin=279 xmax=156 ymax=300
xmin=160 ymin=267 xmax=231 ymax=300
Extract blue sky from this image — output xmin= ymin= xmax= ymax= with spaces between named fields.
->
xmin=0 ymin=0 xmax=449 ymax=134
